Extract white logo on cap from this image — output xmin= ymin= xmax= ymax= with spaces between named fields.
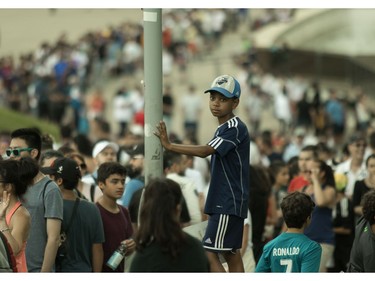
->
xmin=57 ymin=166 xmax=63 ymax=174
xmin=216 ymin=76 xmax=228 ymax=87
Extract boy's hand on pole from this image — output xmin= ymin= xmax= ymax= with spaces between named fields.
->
xmin=154 ymin=121 xmax=171 ymax=149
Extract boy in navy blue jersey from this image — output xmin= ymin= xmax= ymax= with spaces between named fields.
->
xmin=155 ymin=74 xmax=250 ymax=272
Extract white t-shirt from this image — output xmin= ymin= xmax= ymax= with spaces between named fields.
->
xmin=167 ymin=173 xmax=201 ymax=225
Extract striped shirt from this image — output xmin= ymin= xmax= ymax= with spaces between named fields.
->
xmin=205 ymin=116 xmax=250 ymax=218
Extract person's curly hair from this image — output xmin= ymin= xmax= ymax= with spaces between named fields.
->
xmin=281 ymin=191 xmax=315 ymax=229
xmin=362 ymin=189 xmax=375 ymax=225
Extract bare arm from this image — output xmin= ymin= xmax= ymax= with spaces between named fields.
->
xmin=7 ymin=208 xmax=31 ymax=256
xmin=167 ymin=143 xmax=215 ymax=158
xmin=310 ymin=169 xmax=336 ymax=207
xmin=91 ymin=243 xmax=103 ymax=272
xmin=333 ymin=226 xmax=352 ymax=235
xmin=0 ymin=192 xmax=30 ymax=256
xmin=354 ymin=205 xmax=363 ymax=216
xmin=154 ymin=120 xmax=215 ymax=158
xmin=266 ymin=193 xmax=278 ymax=225
xmin=41 ymin=218 xmax=61 ymax=272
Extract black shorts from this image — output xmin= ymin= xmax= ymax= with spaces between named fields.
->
xmin=202 ymin=214 xmax=244 ymax=253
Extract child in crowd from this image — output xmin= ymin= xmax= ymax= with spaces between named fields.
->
xmin=155 ymin=74 xmax=250 ymax=272
xmin=96 ymin=162 xmax=135 ymax=272
xmin=256 ymin=191 xmax=322 ymax=272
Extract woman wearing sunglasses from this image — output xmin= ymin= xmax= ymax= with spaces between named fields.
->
xmin=0 ymin=157 xmax=39 ymax=272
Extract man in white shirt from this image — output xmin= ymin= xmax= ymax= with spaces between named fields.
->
xmin=81 ymin=140 xmax=119 ymax=202
xmin=163 ymin=150 xmax=202 ymax=225
xmin=335 ymin=134 xmax=367 ymax=198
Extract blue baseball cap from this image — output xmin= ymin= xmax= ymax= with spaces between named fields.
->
xmin=204 ymin=74 xmax=241 ymax=98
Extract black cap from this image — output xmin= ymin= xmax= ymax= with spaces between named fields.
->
xmin=129 ymin=144 xmax=144 ymax=158
xmin=41 ymin=157 xmax=81 ymax=181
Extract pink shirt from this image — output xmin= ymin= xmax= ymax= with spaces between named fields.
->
xmin=6 ymin=201 xmax=28 ymax=272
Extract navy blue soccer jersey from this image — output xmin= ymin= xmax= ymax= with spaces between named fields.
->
xmin=205 ymin=116 xmax=250 ymax=218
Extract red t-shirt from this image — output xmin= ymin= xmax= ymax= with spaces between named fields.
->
xmin=287 ymin=175 xmax=309 ymax=193
xmin=133 ymin=110 xmax=144 ymax=127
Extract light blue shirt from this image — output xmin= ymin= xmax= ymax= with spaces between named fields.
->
xmin=256 ymin=232 xmax=322 ymax=272
xmin=121 ymin=178 xmax=144 ymax=207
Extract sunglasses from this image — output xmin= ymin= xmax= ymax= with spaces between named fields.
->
xmin=5 ymin=147 xmax=34 ymax=157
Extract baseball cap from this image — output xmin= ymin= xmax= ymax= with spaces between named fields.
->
xmin=204 ymin=74 xmax=241 ymax=98
xmin=294 ymin=127 xmax=306 ymax=137
xmin=41 ymin=157 xmax=81 ymax=182
xmin=92 ymin=140 xmax=119 ymax=158
xmin=129 ymin=143 xmax=144 ymax=158
xmin=129 ymin=124 xmax=144 ymax=136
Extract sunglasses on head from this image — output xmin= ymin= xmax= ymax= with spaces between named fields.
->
xmin=5 ymin=147 xmax=34 ymax=157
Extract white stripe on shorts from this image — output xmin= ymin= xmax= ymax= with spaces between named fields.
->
xmin=215 ymin=214 xmax=229 ymax=248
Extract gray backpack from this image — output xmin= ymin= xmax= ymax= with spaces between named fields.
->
xmin=0 ymin=231 xmax=17 ymax=272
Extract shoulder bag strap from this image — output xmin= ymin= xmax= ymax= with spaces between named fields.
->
xmin=65 ymin=198 xmax=80 ymax=235
xmin=42 ymin=179 xmax=53 ymax=214
xmin=90 ymin=174 xmax=98 ymax=202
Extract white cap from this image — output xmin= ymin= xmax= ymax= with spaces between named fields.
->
xmin=92 ymin=140 xmax=119 ymax=158
xmin=294 ymin=127 xmax=306 ymax=137
xmin=204 ymin=74 xmax=241 ymax=98
xmin=130 ymin=124 xmax=144 ymax=136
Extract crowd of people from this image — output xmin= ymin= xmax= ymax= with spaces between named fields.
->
xmin=0 ymin=70 xmax=374 ymax=273
xmin=0 ymin=9 xmax=246 ymax=142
